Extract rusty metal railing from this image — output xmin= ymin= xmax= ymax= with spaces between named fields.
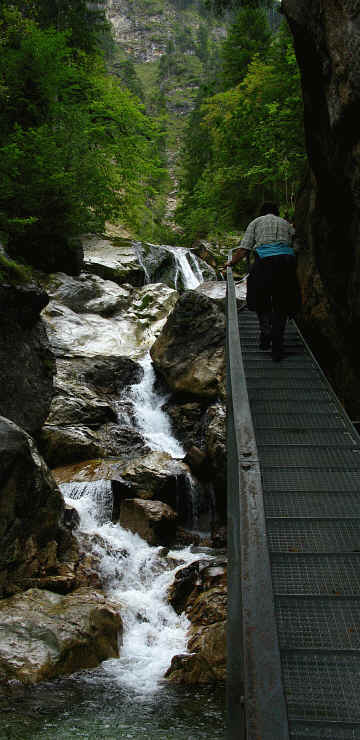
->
xmin=226 ymin=265 xmax=289 ymax=740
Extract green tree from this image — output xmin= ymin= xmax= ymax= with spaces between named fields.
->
xmin=221 ymin=7 xmax=271 ymax=89
xmin=176 ymin=20 xmax=306 ymax=239
xmin=1 ymin=0 xmax=110 ymax=53
xmin=0 ymin=9 xmax=162 ymax=263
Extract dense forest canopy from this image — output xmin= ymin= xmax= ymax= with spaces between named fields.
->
xmin=175 ymin=0 xmax=306 ymax=240
xmin=0 ymin=0 xmax=305 ymax=264
xmin=0 ymin=0 xmax=164 ymax=268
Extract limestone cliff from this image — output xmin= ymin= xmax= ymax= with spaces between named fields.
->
xmin=282 ymin=0 xmax=360 ymax=417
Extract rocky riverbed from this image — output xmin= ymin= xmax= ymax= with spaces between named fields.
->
xmin=0 ymin=234 xmax=230 ymax=689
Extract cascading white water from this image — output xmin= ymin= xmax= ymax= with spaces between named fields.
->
xmin=134 ymin=241 xmax=205 ymax=291
xmin=62 ymin=482 xmax=205 ymax=695
xmin=134 ymin=240 xmax=151 ymax=283
xmin=164 ymin=245 xmax=202 ymax=290
xmin=125 ymin=353 xmax=184 ymax=458
xmin=187 ymin=249 xmax=206 ymax=286
xmin=58 ymin=243 xmax=212 ymax=695
xmin=61 ymin=480 xmax=113 ymax=525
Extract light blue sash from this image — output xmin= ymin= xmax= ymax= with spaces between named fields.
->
xmin=255 ymin=242 xmax=294 ymax=258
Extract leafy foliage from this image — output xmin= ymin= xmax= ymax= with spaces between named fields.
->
xmin=176 ymin=16 xmax=306 ymax=240
xmin=221 ymin=7 xmax=271 ymax=89
xmin=1 ymin=0 xmax=110 ymax=52
xmin=0 ymin=4 xmax=163 ymax=265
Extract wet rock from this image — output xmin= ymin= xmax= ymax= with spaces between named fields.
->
xmin=185 ymin=446 xmax=208 ymax=476
xmin=111 ymin=451 xmax=191 ymax=516
xmin=82 ymin=235 xmax=144 ymax=286
xmin=211 ymin=525 xmax=227 ymax=549
xmin=54 ymin=355 xmax=143 ymax=399
xmin=166 ymin=558 xmax=227 ymax=684
xmin=120 ymin=498 xmax=177 ymax=545
xmin=73 ymin=356 xmax=144 ymax=394
xmin=0 ymin=416 xmax=76 ymax=598
xmin=164 ymin=399 xmax=226 ymax=518
xmin=39 ymin=354 xmax=147 ymax=468
xmin=195 ymin=279 xmax=246 ymax=303
xmin=40 ymin=423 xmax=148 ymax=468
xmin=168 ymin=560 xmax=211 ymax=615
xmin=52 ymin=458 xmax=139 ymax=485
xmin=203 ymin=403 xmax=226 ymax=505
xmin=45 ymin=272 xmax=132 ymax=316
xmin=40 ymin=425 xmax=104 ymax=467
xmin=165 ymin=652 xmax=217 ymax=684
xmin=164 ymin=400 xmax=208 ymax=451
xmin=151 ymin=290 xmax=225 ymax=400
xmin=42 ymin=282 xmax=177 ymax=361
xmin=46 ymin=395 xmax=117 ymax=428
xmin=0 ymin=282 xmax=55 ymax=435
xmin=0 ymin=587 xmax=122 ymax=684
xmin=63 ymin=504 xmax=80 ymax=530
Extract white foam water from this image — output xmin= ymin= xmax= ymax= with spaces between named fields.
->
xmin=165 ymin=246 xmax=202 ymax=290
xmin=126 ymin=353 xmax=185 ymax=459
xmin=62 ymin=482 xmax=204 ymax=696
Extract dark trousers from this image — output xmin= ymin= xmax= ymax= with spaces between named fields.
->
xmin=246 ymin=253 xmax=301 ymax=351
xmin=258 ymin=310 xmax=287 ymax=351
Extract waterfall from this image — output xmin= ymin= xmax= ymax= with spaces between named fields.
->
xmin=182 ymin=473 xmax=215 ymax=536
xmin=121 ymin=353 xmax=209 ymax=531
xmin=133 ymin=240 xmax=152 ymax=283
xmin=62 ymin=482 xmax=206 ymax=695
xmin=134 ymin=241 xmax=207 ymax=291
xmin=61 ymin=480 xmax=113 ymax=525
xmin=164 ymin=245 xmax=202 ymax=290
xmin=125 ymin=353 xmax=185 ymax=459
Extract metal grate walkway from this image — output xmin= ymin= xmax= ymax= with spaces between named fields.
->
xmin=239 ymin=309 xmax=360 ymax=739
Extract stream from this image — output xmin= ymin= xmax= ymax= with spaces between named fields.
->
xmin=0 ymin=246 xmax=226 ymax=739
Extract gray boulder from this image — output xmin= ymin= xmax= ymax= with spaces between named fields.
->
xmin=82 ymin=235 xmax=144 ymax=286
xmin=0 ymin=587 xmax=122 ymax=684
xmin=120 ymin=498 xmax=178 ymax=545
xmin=151 ymin=290 xmax=226 ymax=400
xmin=39 ymin=355 xmax=146 ymax=468
xmin=45 ymin=271 xmax=133 ymax=316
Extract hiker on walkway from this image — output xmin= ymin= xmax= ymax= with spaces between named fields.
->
xmin=224 ymin=202 xmax=301 ymax=361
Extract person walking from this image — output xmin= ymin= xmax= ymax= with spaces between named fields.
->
xmin=224 ymin=202 xmax=301 ymax=361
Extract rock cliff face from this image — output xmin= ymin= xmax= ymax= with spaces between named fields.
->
xmin=0 ymin=416 xmax=77 ymax=598
xmin=108 ymin=0 xmax=177 ymax=62
xmin=282 ymin=0 xmax=360 ymax=417
xmin=0 ymin=282 xmax=55 ymax=436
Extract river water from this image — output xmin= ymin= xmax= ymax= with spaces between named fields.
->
xmin=0 ymin=676 xmax=226 ymax=739
xmin=0 ymin=246 xmax=226 ymax=739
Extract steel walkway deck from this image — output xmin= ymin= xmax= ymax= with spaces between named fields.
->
xmin=239 ymin=309 xmax=360 ymax=739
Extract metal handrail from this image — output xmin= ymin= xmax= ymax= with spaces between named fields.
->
xmin=226 ymin=266 xmax=290 ymax=740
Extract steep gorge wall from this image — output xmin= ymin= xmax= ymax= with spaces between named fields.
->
xmin=0 ymin=281 xmax=77 ymax=598
xmin=282 ymin=0 xmax=360 ymax=417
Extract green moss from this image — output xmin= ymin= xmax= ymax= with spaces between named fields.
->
xmin=137 ymin=293 xmax=153 ymax=311
xmin=0 ymin=255 xmax=33 ymax=285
